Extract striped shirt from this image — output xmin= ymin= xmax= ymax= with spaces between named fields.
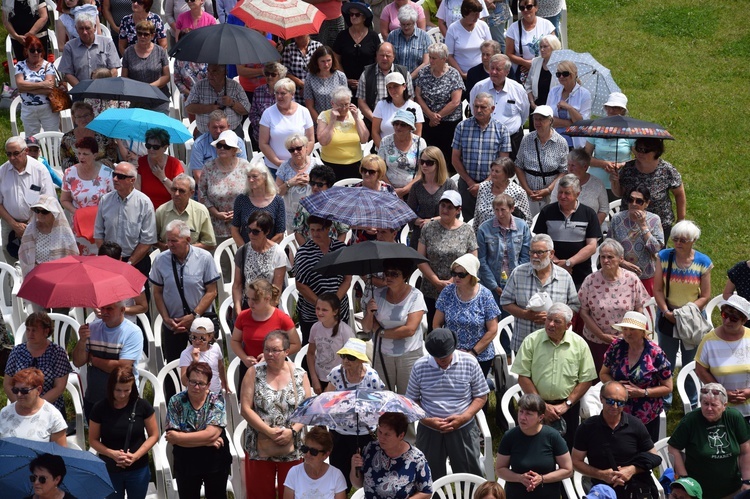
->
xmin=406 ymin=351 xmax=489 ymax=423
xmin=696 ymin=328 xmax=750 ymax=417
xmin=292 ymin=238 xmax=350 ymax=323
xmin=85 ymin=319 xmax=143 ymax=405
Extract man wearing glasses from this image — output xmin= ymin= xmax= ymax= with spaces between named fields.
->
xmin=188 ymin=110 xmax=248 ymax=185
xmin=155 ymin=173 xmax=216 ymax=251
xmin=185 ymin=64 xmax=250 ymax=136
xmin=572 ymin=381 xmax=662 ymax=499
xmin=59 ymin=12 xmax=120 ymax=87
xmin=0 ymin=136 xmax=55 ymax=263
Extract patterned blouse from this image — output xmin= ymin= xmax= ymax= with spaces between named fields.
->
xmin=435 ymin=284 xmax=501 ymax=361
xmin=303 ymin=71 xmax=348 ymax=114
xmin=405 ymin=179 xmax=458 ymax=248
xmin=474 ymin=180 xmax=531 ymax=229
xmin=15 ymin=60 xmax=55 ymax=106
xmin=414 ymin=65 xmax=465 ymax=122
xmin=609 ymin=210 xmax=664 ymax=279
xmin=602 ymin=338 xmax=672 ymax=425
xmin=418 ymin=221 xmax=478 ymax=300
xmin=165 ymin=390 xmax=227 ymax=434
xmin=360 ymin=440 xmax=432 ymax=499
xmin=246 ymin=362 xmax=307 ymax=461
xmin=4 ymin=343 xmax=72 ymax=413
xmin=197 ymin=158 xmax=251 ymax=238
xmin=232 ymin=194 xmax=286 ymax=243
xmin=617 ymin=159 xmax=683 ymax=231
xmin=118 ymin=12 xmax=167 ymax=48
xmin=62 ymin=164 xmax=114 ymax=209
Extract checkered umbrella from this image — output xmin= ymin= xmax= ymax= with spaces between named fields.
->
xmin=300 ymin=186 xmax=417 ymax=229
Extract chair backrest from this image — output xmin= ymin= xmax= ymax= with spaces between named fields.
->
xmin=6 ymin=35 xmax=18 ymax=90
xmin=279 ymin=280 xmax=299 ymax=320
xmin=213 ymin=238 xmax=238 ymax=305
xmin=155 ymin=359 xmax=183 ymax=428
xmin=676 ymin=360 xmax=701 ymax=415
xmin=294 ymin=343 xmax=309 ymax=372
xmin=350 ymin=488 xmax=365 ymax=499
xmin=14 ymin=313 xmax=81 ymax=349
xmin=233 ymin=418 xmax=248 ymax=461
xmin=0 ymin=261 xmax=22 ymax=331
xmin=704 ymin=293 xmax=724 ymax=326
xmin=491 ymin=315 xmax=517 ymax=391
xmin=399 ymin=225 xmax=410 ymax=245
xmin=65 ymin=378 xmax=86 ymax=450
xmin=653 ymin=437 xmax=671 ymax=476
xmin=278 ymin=233 xmax=299 ymax=268
xmin=333 ymin=177 xmax=363 ymax=188
xmin=218 ymin=296 xmax=236 ymax=361
xmin=499 ymin=383 xmax=523 ymax=430
xmin=430 ymin=472 xmax=486 ymax=499
xmin=10 ymin=96 xmax=23 ymax=136
xmin=426 ymin=27 xmax=444 ymax=44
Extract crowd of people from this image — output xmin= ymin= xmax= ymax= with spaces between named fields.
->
xmin=1 ymin=0 xmax=749 ymax=498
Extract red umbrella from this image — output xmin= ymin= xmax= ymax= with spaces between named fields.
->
xmin=18 ymin=255 xmax=147 ymax=308
xmin=230 ymin=0 xmax=326 ymax=39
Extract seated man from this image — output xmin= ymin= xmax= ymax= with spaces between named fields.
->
xmin=59 ymin=12 xmax=120 ymax=86
xmin=185 ymin=64 xmax=250 ymax=136
xmin=155 ymin=173 xmax=216 ymax=251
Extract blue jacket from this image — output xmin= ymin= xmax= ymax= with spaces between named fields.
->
xmin=476 ymin=216 xmax=531 ymax=291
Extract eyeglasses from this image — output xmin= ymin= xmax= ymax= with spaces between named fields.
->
xmin=339 ymin=354 xmax=358 ymax=361
xmin=131 ymin=0 xmax=144 ymax=3
xmin=27 ymin=47 xmax=43 ymax=54
xmin=264 ymin=348 xmax=286 ymax=355
xmin=555 ymin=71 xmax=571 ymax=78
xmin=700 ymin=388 xmax=724 ymax=396
xmin=12 ymin=386 xmax=35 ymax=395
xmin=136 ymin=31 xmax=152 ymax=37
xmin=248 ymin=228 xmax=263 ymax=236
xmin=672 ymin=237 xmax=692 ymax=244
xmin=599 ymin=254 xmax=618 ymax=260
xmin=5 ymin=150 xmax=23 ymax=157
xmin=264 ymin=71 xmax=278 ymax=78
xmin=419 ymin=159 xmax=435 ymax=166
xmin=300 ymin=445 xmax=324 ymax=456
xmin=215 ymin=143 xmax=235 ymax=150
xmin=360 ymin=167 xmax=379 ymax=176
xmin=450 ymin=270 xmax=469 ymax=278
xmin=627 ymin=196 xmax=646 ymax=205
xmin=145 ymin=143 xmax=164 ymax=150
xmin=31 ymin=208 xmax=51 ymax=215
xmin=383 ymin=270 xmax=402 ymax=278
xmin=74 ymin=113 xmax=93 ymax=120
xmin=530 ymin=249 xmax=550 ymax=256
xmin=171 ymin=187 xmax=188 ymax=194
xmin=349 ymin=12 xmax=363 ymax=17
xmin=186 ymin=0 xmax=198 ymax=2
xmin=309 ymin=181 xmax=326 ymax=188
xmin=722 ymin=310 xmax=745 ymax=322
xmin=518 ymin=4 xmax=535 ymax=10
xmin=113 ymin=172 xmax=134 ymax=180
xmin=634 ymin=146 xmax=653 ymax=154
xmin=288 ymin=145 xmax=304 ymax=153
xmin=187 ymin=379 xmax=208 ymax=388
xmin=602 ymin=397 xmax=627 ymax=408
xmin=29 ymin=475 xmax=48 ymax=484
xmin=189 ymin=335 xmax=208 ymax=342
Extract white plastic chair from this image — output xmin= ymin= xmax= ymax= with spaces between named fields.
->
xmin=704 ymin=293 xmax=724 ymax=326
xmin=14 ymin=312 xmax=81 ymax=347
xmin=86 ymin=311 xmax=161 ymax=375
xmin=491 ymin=315 xmax=516 ymax=390
xmin=218 ymin=296 xmax=236 ymax=362
xmin=279 ymin=280 xmax=299 ymax=321
xmin=0 ymin=261 xmax=22 ymax=333
xmin=426 ymin=27 xmax=444 ymax=44
xmin=65 ymin=377 xmax=86 ymax=450
xmin=155 ymin=360 xmax=183 ymax=429
xmin=6 ymin=35 xmax=17 ymax=89
xmin=10 ymin=96 xmax=23 ymax=136
xmin=475 ymin=409 xmax=495 ymax=481
xmin=226 ymin=356 xmax=243 ymax=432
xmin=137 ymin=369 xmax=162 ymax=434
xmin=278 ymin=233 xmax=299 ymax=269
xmin=499 ymin=383 xmax=523 ymax=430
xmin=676 ymin=361 xmax=701 ymax=415
xmin=333 ymin=177 xmax=362 ymax=188
xmin=430 ymin=472 xmax=486 ymax=499
xmin=213 ymin=239 xmax=238 ymax=306
xmin=653 ymin=437 xmax=671 ymax=477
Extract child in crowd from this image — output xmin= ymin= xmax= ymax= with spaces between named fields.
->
xmin=307 ymin=293 xmax=354 ymax=394
xmin=179 ymin=318 xmax=229 ymax=394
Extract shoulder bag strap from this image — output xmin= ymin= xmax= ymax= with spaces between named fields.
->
xmin=122 ymin=399 xmax=139 ymax=453
xmin=664 ymin=249 xmax=675 ymax=302
xmin=171 ymin=255 xmax=192 ymax=316
xmin=517 ymin=20 xmax=524 ymax=59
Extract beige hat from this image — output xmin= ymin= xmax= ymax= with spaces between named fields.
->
xmin=336 ymin=338 xmax=369 ymax=363
xmin=532 ymin=105 xmax=554 ymax=118
xmin=451 ymin=253 xmax=479 ymax=279
xmin=211 ymin=130 xmax=240 ymax=150
xmin=612 ymin=311 xmax=649 ymax=334
xmin=30 ymin=195 xmax=62 ymax=216
xmin=190 ymin=317 xmax=215 ymax=333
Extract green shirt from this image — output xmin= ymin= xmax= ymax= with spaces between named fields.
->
xmin=155 ymin=199 xmax=216 ymax=247
xmin=511 ymin=329 xmax=597 ymax=401
xmin=668 ymin=407 xmax=750 ymax=499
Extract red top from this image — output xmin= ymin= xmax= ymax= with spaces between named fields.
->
xmin=234 ymin=307 xmax=295 ymax=357
xmin=136 ymin=155 xmax=184 ymax=209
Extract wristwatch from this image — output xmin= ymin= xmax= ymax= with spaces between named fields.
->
xmin=644 ymin=388 xmax=649 ymax=398
xmin=565 ymin=399 xmax=572 ymax=407
xmin=742 ymin=479 xmax=750 ymax=486
xmin=564 ymin=259 xmax=572 ymax=268
xmin=192 ymin=311 xmax=201 ymax=319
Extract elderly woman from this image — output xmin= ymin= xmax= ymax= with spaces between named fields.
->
xmin=276 ymin=134 xmax=317 ymax=229
xmin=259 ymin=78 xmax=315 ymax=176
xmin=248 ymin=62 xmax=286 ymax=148
xmin=695 ymin=295 xmax=750 ymax=421
xmin=372 ymin=73 xmax=424 ymax=149
xmin=232 ymin=211 xmax=287 ymax=312
xmin=475 ymin=157 xmax=531 ymax=229
xmin=0 ymin=367 xmax=67 ymax=444
xmin=197 ymin=130 xmax=252 ymax=244
xmin=525 ymin=34 xmax=561 ymax=125
xmin=333 ymin=2 xmax=380 ymax=92
xmin=14 ymin=35 xmax=60 ymax=135
xmin=477 ymin=194 xmax=531 ymax=307
xmin=231 ymin=163 xmax=286 ymax=245
xmin=303 ymin=46 xmax=348 ymax=122
xmin=283 ymin=426 xmax=347 ymax=499
xmin=117 ymin=0 xmax=166 ymax=53
xmin=281 ymin=34 xmax=322 ymax=103
xmin=380 ymin=0 xmax=426 ymax=39
xmin=317 ymin=85 xmax=369 ymax=181
xmin=668 ymin=383 xmax=750 ymax=499
xmin=60 ymin=102 xmax=119 ymax=169
xmin=121 ymin=20 xmax=170 ymax=113
xmin=546 ymin=61 xmax=592 ymax=148
xmin=600 ymin=311 xmax=672 ymax=442
xmin=89 ymin=366 xmax=159 ymax=499
xmin=292 ymin=165 xmax=349 ymax=245
xmin=293 ymin=216 xmax=351 ymax=345
xmin=164 ymin=0 xmax=214 ymax=40
xmin=612 ymin=137 xmax=686 ymax=240
xmin=445 ymin=0 xmax=491 ymax=80
xmin=654 ymin=220 xmax=712 ymax=403
xmin=3 ymin=312 xmax=72 ymax=415
xmin=18 ymin=196 xmax=78 ymax=278
xmin=608 ymin=184 xmax=664 ymax=294
xmin=434 ymin=254 xmax=500 ymax=375
xmin=551 ymin=148 xmax=608 ymax=224
xmin=584 ymin=92 xmax=633 ymax=194
xmin=379 ymin=109 xmax=427 ymax=198
xmin=241 ymin=331 xmax=312 ymax=499
xmin=496 ymin=393 xmax=573 ymax=498
xmin=27 ymin=454 xmax=75 ymax=499
xmin=363 ymin=258 xmax=426 ymax=394
xmin=136 ymin=128 xmax=185 ymax=209
xmin=514 ymin=105 xmax=568 ymax=216
xmin=505 ymin=0 xmax=555 ymax=84
xmin=418 ymin=190 xmax=478 ymax=328
xmin=466 ymin=40 xmax=501 ymax=95
xmin=351 ymin=412 xmax=432 ymax=499
xmin=414 ymin=42 xmax=465 ymax=172
xmin=2 ymin=0 xmax=48 ymax=59
xmin=578 ymin=239 xmax=650 ymax=374
xmin=387 ymin=5 xmax=431 ymax=78
xmin=165 ymin=361 xmax=232 ymax=498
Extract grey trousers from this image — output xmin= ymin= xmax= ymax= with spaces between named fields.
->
xmin=415 ymin=418 xmax=483 ymax=481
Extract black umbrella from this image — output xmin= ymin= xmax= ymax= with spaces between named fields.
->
xmin=69 ymin=77 xmax=169 ymax=106
xmin=168 ymin=23 xmax=281 ymax=65
xmin=312 ymin=241 xmax=428 ymax=277
xmin=564 ymin=115 xmax=675 ymax=140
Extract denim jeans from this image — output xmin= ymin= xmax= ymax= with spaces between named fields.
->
xmin=107 ymin=465 xmax=151 ymax=499
xmin=543 ymin=13 xmax=562 ymax=39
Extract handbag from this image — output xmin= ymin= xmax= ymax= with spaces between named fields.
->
xmin=255 ymin=361 xmax=300 ymax=458
xmin=48 ymin=64 xmax=71 ymax=113
xmin=657 ymin=250 xmax=675 ymax=337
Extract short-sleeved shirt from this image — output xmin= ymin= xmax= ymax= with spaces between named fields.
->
xmin=189 ymin=132 xmax=248 ymax=173
xmin=293 ymin=238 xmax=350 ymax=323
xmin=418 ymin=220 xmax=478 ymax=300
xmin=695 ymin=328 xmax=750 ymax=417
xmin=284 ymin=462 xmax=347 ymax=498
xmin=84 ymin=318 xmax=143 ymax=404
xmin=0 ymin=400 xmax=67 ymax=441
xmin=511 ymin=328 xmax=597 ymax=401
xmin=515 ymin=131 xmax=569 ymax=192
xmin=387 ymin=28 xmax=432 ymax=73
xmin=372 ymin=99 xmax=425 ymax=138
xmin=166 ymin=390 xmax=227 ymax=433
xmin=196 ymin=159 xmax=251 ymax=238
xmin=136 ymin=155 xmax=185 ymax=210
xmin=414 ymin=64 xmax=465 ymax=122
xmin=233 ymin=242 xmax=288 ymax=298
xmin=185 ymin=78 xmax=250 ymax=133
xmin=121 ymin=44 xmax=170 ymax=96
xmin=445 ymin=19 xmax=491 ymax=74
xmin=360 ymin=441 xmax=432 ymax=499
xmin=179 ymin=342 xmax=225 ymax=393
xmin=309 ymin=321 xmax=355 ymax=381
xmin=59 ymin=36 xmax=122 ymax=83
xmin=259 ymin=104 xmax=314 ymax=171
xmin=657 ymin=249 xmax=713 ymax=309
xmin=470 ymin=76 xmax=531 ymax=134
xmin=93 ymin=189 xmax=157 ymax=258
xmin=234 ymin=307 xmax=295 ymax=358
xmin=89 ymin=397 xmax=156 ymax=472
xmin=435 ymin=284 xmax=501 ymax=361
xmin=280 ymin=39 xmax=323 ymax=102
xmin=608 ymin=211 xmax=664 ymax=280
xmin=380 ymin=2 xmax=426 ymax=31
xmin=15 ymin=60 xmax=55 ymax=105
xmin=617 ymin=159 xmax=682 ymax=230
xmin=436 ymin=0 xmax=489 ymax=28
xmin=372 ymin=285 xmax=427 ymax=356
xmin=451 ymin=117 xmax=512 ymax=182
xmin=231 ymin=194 xmax=286 ymax=242
xmin=5 ymin=343 xmax=72 ymax=413
xmin=377 ymin=133 xmax=427 ymax=189
xmin=505 ymin=17 xmax=556 ymax=63
xmin=318 ymin=110 xmax=364 ymax=165
xmin=118 ymin=12 xmax=167 ymax=47
xmin=0 ymin=158 xmax=55 ymax=222
xmin=155 ymin=199 xmax=216 ymax=247
xmin=303 ymin=71 xmax=348 ymax=114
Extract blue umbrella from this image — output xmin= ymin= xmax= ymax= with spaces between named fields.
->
xmin=0 ymin=438 xmax=114 ymax=498
xmin=87 ymin=108 xmax=193 ymax=144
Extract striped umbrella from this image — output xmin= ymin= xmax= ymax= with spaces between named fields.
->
xmin=230 ymin=0 xmax=326 ymax=39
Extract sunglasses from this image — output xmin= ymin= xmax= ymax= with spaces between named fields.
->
xmin=300 ymin=445 xmax=324 ymax=456
xmin=264 ymin=71 xmax=278 ymax=78
xmin=31 ymin=208 xmax=51 ymax=215
xmin=700 ymin=388 xmax=724 ymax=396
xmin=419 ymin=159 xmax=436 ymax=166
xmin=12 ymin=387 xmax=35 ymax=395
xmin=113 ymin=172 xmax=134 ymax=180
xmin=519 ymin=4 xmax=535 ymax=10
xmin=136 ymin=31 xmax=152 ymax=37
xmin=340 ymin=353 xmax=358 ymax=361
xmin=627 ymin=196 xmax=646 ymax=205
xmin=29 ymin=475 xmax=48 ymax=484
xmin=555 ymin=71 xmax=571 ymax=78
xmin=248 ymin=228 xmax=263 ymax=236
xmin=349 ymin=12 xmax=363 ymax=17
xmin=635 ymin=146 xmax=653 ymax=154
xmin=383 ymin=270 xmax=402 ymax=278
xmin=145 ymin=143 xmax=164 ymax=150
xmin=309 ymin=180 xmax=326 ymax=188
xmin=189 ymin=335 xmax=209 ymax=342
xmin=288 ymin=145 xmax=304 ymax=153
xmin=602 ymin=397 xmax=627 ymax=408
xmin=171 ymin=187 xmax=188 ymax=194
xmin=360 ymin=167 xmax=378 ymax=176
xmin=450 ymin=270 xmax=469 ymax=278
xmin=215 ymin=143 xmax=235 ymax=150
xmin=5 ymin=150 xmax=23 ymax=157
xmin=131 ymin=0 xmax=144 ymax=3
xmin=27 ymin=47 xmax=43 ymax=54
xmin=722 ymin=310 xmax=745 ymax=322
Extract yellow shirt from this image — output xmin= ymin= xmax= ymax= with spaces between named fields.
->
xmin=319 ymin=110 xmax=363 ymax=165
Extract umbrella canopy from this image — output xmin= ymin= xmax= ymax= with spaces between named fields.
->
xmin=300 ymin=187 xmax=417 ymax=229
xmin=87 ymin=108 xmax=192 ymax=144
xmin=548 ymin=49 xmax=621 ymax=117
xmin=69 ymin=77 xmax=169 ymax=107
xmin=231 ymin=0 xmax=326 ymax=39
xmin=564 ymin=115 xmax=675 ymax=140
xmin=313 ymin=240 xmax=428 ymax=277
xmin=0 ymin=438 xmax=114 ymax=498
xmin=289 ymin=389 xmax=426 ymax=434
xmin=18 ymin=255 xmax=147 ymax=308
xmin=169 ymin=23 xmax=281 ymax=65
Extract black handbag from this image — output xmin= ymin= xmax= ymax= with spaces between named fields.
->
xmin=657 ymin=250 xmax=675 ymax=337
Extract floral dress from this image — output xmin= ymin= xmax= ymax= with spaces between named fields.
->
xmin=197 ymin=158 xmax=251 ymax=238
xmin=118 ymin=12 xmax=167 ymax=48
xmin=62 ymin=165 xmax=114 ymax=210
xmin=360 ymin=441 xmax=432 ymax=499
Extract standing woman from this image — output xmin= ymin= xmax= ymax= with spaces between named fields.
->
xmin=165 ymin=361 xmax=232 ymax=499
xmin=445 ymin=0 xmax=491 ymax=80
xmin=317 ymin=85 xmax=369 ymax=181
xmin=371 ymin=73 xmax=424 ymax=149
xmin=474 ymin=157 xmax=532 ymax=229
xmin=136 ymin=128 xmax=185 ymax=210
xmin=241 ymin=331 xmax=312 ymax=499
xmin=14 ymin=35 xmax=60 ymax=136
xmin=303 ymin=46 xmax=348 ymax=122
xmin=414 ymin=42 xmax=465 ymax=173
xmin=495 ymin=394 xmax=573 ymax=498
xmin=249 ymin=63 xmax=287 ymax=149
xmin=2 ymin=0 xmax=47 ymax=60
xmin=378 ymin=109 xmax=427 ymax=199
xmin=584 ymin=92 xmax=633 ymax=196
xmin=18 ymin=196 xmax=78 ymax=278
xmin=505 ymin=0 xmax=555 ymax=84
xmin=174 ymin=0 xmax=215 ymax=41
xmin=281 ymin=34 xmax=323 ymax=104
xmin=231 ymin=163 xmax=286 ymax=245
xmin=103 ymin=0 xmax=134 ymax=37
xmin=406 ymin=146 xmax=457 ymax=249
xmin=275 ymin=134 xmax=316 ymax=230
xmin=333 ymin=2 xmax=380 ymax=93
xmin=121 ymin=20 xmax=171 ymax=113
xmin=89 ymin=366 xmax=159 ymax=499
xmin=525 ymin=34 xmax=561 ymax=128
xmin=117 ymin=0 xmax=167 ymax=53
xmin=546 ymin=60 xmax=592 ymax=149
